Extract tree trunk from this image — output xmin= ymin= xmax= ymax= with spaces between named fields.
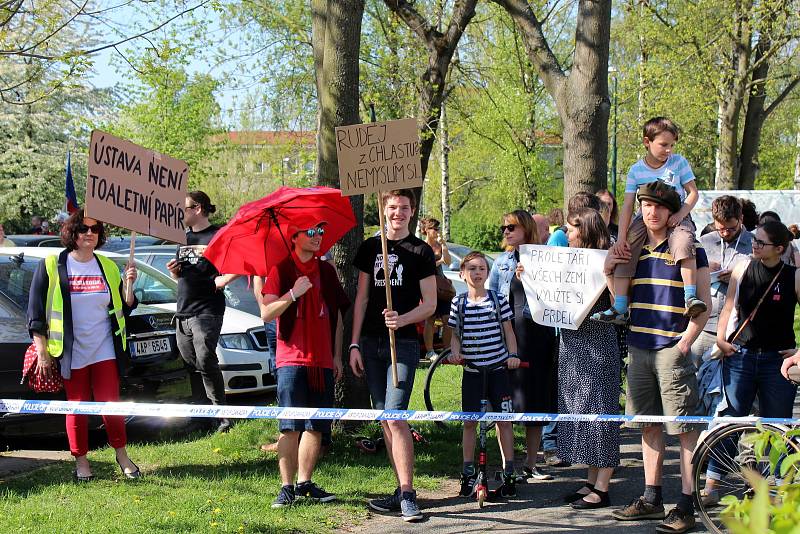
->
xmin=795 ymin=119 xmax=800 ymax=190
xmin=714 ymin=0 xmax=752 ymax=190
xmin=312 ymin=0 xmax=370 ymax=410
xmin=738 ymin=33 xmax=770 ymax=190
xmin=494 ymin=0 xmax=611 ymax=206
xmin=637 ymin=1 xmax=647 ymax=125
xmin=440 ymin=100 xmax=451 ymax=241
xmin=384 ymin=0 xmax=478 ymax=233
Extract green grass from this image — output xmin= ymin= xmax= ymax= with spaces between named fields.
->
xmin=0 ymin=368 xmax=470 ymax=534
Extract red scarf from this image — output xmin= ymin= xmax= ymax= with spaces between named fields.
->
xmin=292 ymin=252 xmax=327 ymax=391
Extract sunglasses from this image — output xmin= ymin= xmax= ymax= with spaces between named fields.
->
xmin=77 ymin=223 xmax=102 ymax=234
xmin=500 ymin=224 xmax=516 ymax=233
xmin=752 ymin=238 xmax=778 ymax=249
xmin=303 ymin=227 xmax=325 ymax=238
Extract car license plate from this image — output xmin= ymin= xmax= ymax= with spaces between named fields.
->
xmin=131 ymin=337 xmax=171 ymax=358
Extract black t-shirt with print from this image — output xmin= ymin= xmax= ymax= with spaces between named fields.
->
xmin=176 ymin=224 xmax=226 ymax=317
xmin=353 ymin=234 xmax=436 ymax=339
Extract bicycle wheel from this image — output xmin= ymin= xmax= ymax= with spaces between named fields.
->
xmin=422 ymin=349 xmax=460 ymax=429
xmin=692 ymin=422 xmax=800 ymax=533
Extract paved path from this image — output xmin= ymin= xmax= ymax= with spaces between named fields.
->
xmin=0 ymin=449 xmax=71 ymax=480
xmin=341 ymin=395 xmax=800 ymax=533
xmin=342 ymin=428 xmax=705 ymax=534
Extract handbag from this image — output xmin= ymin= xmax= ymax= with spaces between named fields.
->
xmin=20 ymin=344 xmax=64 ymax=393
xmin=726 ymin=263 xmax=784 ymax=346
xmin=435 ymin=272 xmax=456 ymax=302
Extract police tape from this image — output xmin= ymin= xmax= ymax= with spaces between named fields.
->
xmin=1 ymin=399 xmax=799 ymax=425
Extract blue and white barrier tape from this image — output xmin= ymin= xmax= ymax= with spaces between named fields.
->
xmin=1 ymin=399 xmax=799 ymax=425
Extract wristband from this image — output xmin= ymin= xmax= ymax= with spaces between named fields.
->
xmin=508 ymin=353 xmax=518 ymax=358
xmin=289 ymin=289 xmax=296 ymax=302
xmin=349 ymin=343 xmax=361 ymax=352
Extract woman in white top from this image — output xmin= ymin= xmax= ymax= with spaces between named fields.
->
xmin=27 ymin=212 xmax=140 ymax=482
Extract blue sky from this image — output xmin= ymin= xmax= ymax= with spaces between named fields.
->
xmin=85 ymin=1 xmax=257 ymax=128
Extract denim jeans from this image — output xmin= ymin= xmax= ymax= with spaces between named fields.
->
xmin=706 ymin=348 xmax=798 ymax=480
xmin=176 ymin=314 xmax=226 ymax=405
xmin=541 ymin=422 xmax=558 ymax=452
xmin=361 ymin=336 xmax=419 ymax=410
xmin=276 ymin=365 xmax=334 ymax=433
xmin=722 ymin=349 xmax=797 ymax=419
xmin=264 ymin=320 xmax=277 ymax=372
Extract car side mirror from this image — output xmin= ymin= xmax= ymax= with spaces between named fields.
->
xmin=449 ymin=261 xmax=459 ymax=271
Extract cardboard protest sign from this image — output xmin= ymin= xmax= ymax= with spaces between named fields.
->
xmin=86 ymin=130 xmax=188 ymax=244
xmin=518 ymin=244 xmax=608 ymax=330
xmin=335 ymin=118 xmax=422 ymax=196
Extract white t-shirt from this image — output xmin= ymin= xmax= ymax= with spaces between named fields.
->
xmin=67 ymin=255 xmax=116 ymax=370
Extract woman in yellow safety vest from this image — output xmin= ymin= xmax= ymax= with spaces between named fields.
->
xmin=27 ymin=212 xmax=140 ymax=482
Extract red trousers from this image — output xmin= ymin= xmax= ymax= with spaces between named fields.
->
xmin=63 ymin=359 xmax=126 ymax=457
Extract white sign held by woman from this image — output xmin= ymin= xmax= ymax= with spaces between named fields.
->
xmin=518 ymin=244 xmax=608 ymax=330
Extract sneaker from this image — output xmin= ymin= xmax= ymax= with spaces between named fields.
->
xmin=544 ymin=451 xmax=571 ymax=467
xmin=611 ymin=496 xmax=666 ymax=521
xmin=518 ymin=465 xmax=553 ymax=482
xmin=216 ymin=418 xmax=233 ymax=433
xmin=655 ymin=507 xmax=696 ymax=533
xmin=459 ymin=471 xmax=478 ymax=496
xmin=699 ymin=489 xmax=720 ymax=507
xmin=424 ymin=350 xmax=438 ymax=361
xmin=296 ymin=480 xmax=336 ymax=503
xmin=400 ymin=491 xmax=423 ymax=522
xmin=684 ymin=296 xmax=707 ymax=317
xmin=488 ymin=473 xmax=516 ymax=500
xmin=368 ymin=487 xmax=401 ymax=513
xmin=589 ymin=307 xmax=630 ymax=325
xmin=272 ymin=485 xmax=296 ymax=508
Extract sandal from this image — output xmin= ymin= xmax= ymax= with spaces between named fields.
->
xmin=589 ymin=307 xmax=630 ymax=325
xmin=563 ymin=483 xmax=595 ymax=504
xmin=73 ymin=470 xmax=94 ymax=483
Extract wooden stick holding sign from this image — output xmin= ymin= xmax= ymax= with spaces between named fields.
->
xmin=375 ymin=194 xmax=399 ymax=386
xmin=335 ymin=110 xmax=423 ymax=388
xmin=125 ymin=231 xmax=136 ymax=303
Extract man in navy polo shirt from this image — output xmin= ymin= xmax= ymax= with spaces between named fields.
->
xmin=608 ymin=181 xmax=711 ymax=534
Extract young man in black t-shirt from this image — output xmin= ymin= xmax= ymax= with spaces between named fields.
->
xmin=166 ymin=191 xmax=238 ymax=433
xmin=349 ymin=189 xmax=436 ymax=522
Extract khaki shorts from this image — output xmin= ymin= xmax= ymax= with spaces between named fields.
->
xmin=625 ymin=343 xmax=700 ymax=435
xmin=615 ymin=214 xmax=696 ymax=278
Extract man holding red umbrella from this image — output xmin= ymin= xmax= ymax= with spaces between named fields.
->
xmin=261 ymin=220 xmax=350 ymax=508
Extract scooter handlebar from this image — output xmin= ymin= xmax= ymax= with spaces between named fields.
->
xmin=439 ymin=357 xmax=529 ymax=369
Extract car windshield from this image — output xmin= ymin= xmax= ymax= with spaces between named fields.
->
xmin=139 ymin=253 xmax=261 ymax=315
xmin=109 ymin=258 xmax=177 ymax=305
xmin=0 ymin=254 xmax=178 ymax=309
xmin=0 ymin=255 xmax=37 ymax=311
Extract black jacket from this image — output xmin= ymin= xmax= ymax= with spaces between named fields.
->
xmin=27 ymin=249 xmax=138 ymax=379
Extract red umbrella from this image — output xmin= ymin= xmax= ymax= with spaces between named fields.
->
xmin=203 ymin=186 xmax=356 ymax=276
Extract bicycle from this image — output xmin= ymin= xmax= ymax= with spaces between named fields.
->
xmin=691 ymin=421 xmax=800 ymax=533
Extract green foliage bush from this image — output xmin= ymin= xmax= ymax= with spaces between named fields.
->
xmin=721 ymin=426 xmax=800 ymax=533
xmin=450 ymin=217 xmax=502 ymax=251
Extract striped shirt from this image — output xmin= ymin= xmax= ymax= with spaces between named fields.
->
xmin=448 ymin=292 xmax=513 ymax=368
xmin=625 ymin=154 xmax=695 ymax=202
xmin=628 ymin=239 xmax=709 ymax=350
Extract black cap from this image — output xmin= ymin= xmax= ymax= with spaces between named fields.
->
xmin=637 ymin=180 xmax=681 ymax=213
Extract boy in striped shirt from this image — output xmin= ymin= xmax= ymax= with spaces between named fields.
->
xmin=447 ymin=251 xmax=520 ymax=499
